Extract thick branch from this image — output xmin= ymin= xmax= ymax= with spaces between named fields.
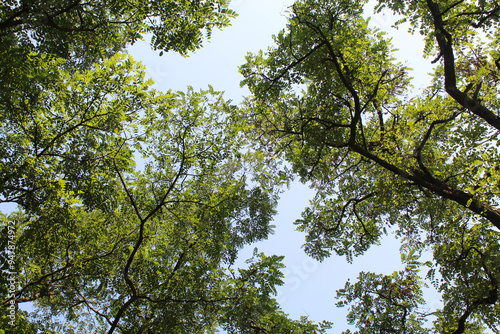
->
xmin=349 ymin=144 xmax=500 ymax=231
xmin=452 ymin=276 xmax=498 ymax=334
xmin=426 ymin=0 xmax=500 ymax=131
xmin=0 ymin=7 xmax=27 ymax=30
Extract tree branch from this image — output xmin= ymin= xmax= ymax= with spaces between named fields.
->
xmin=426 ymin=0 xmax=500 ymax=132
xmin=413 ymin=112 xmax=459 ymax=178
xmin=349 ymin=143 xmax=500 ymax=231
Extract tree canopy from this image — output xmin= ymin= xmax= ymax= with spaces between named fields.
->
xmin=0 ymin=1 xmax=332 ymax=333
xmin=3 ymin=0 xmax=500 ymax=332
xmin=240 ymin=0 xmax=500 ymax=332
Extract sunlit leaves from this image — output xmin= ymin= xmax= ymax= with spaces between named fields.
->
xmin=0 ymin=0 xmax=236 ymax=67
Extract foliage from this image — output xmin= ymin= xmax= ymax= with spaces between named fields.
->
xmin=240 ymin=0 xmax=500 ymax=332
xmin=0 ymin=0 xmax=236 ymax=66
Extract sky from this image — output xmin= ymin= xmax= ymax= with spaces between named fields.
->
xmin=127 ymin=0 xmax=439 ymax=332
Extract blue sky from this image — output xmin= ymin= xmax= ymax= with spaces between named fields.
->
xmin=128 ymin=0 xmax=439 ymax=332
